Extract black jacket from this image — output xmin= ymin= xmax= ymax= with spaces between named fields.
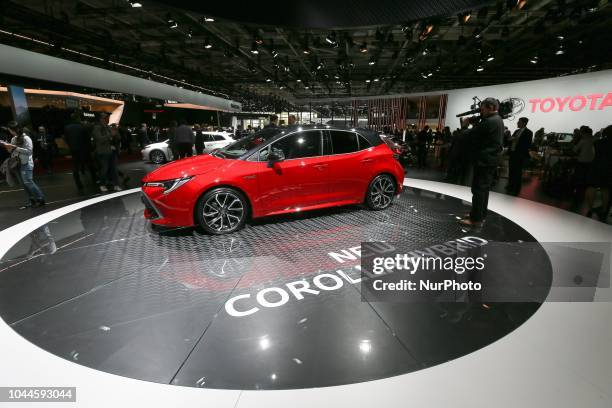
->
xmin=64 ymin=122 xmax=91 ymax=154
xmin=510 ymin=127 xmax=533 ymax=159
xmin=468 ymin=113 xmax=504 ymax=167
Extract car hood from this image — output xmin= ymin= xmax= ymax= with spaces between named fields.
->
xmin=142 ymin=154 xmax=231 ymax=182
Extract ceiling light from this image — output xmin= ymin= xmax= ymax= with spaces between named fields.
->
xmin=296 ymin=78 xmax=302 ymax=82
xmin=365 ymin=79 xmax=371 ymax=83
xmin=204 ymin=38 xmax=212 ymax=49
xmin=427 ymin=72 xmax=433 ymax=77
xmin=359 ymin=42 xmax=368 ymax=53
xmin=204 ymin=17 xmax=214 ymax=22
xmin=266 ymin=78 xmax=272 ymax=82
xmin=555 ymin=48 xmax=565 ymax=55
xmin=517 ymin=0 xmax=528 ymax=10
xmin=129 ymin=1 xmax=142 ymax=7
xmin=530 ymin=56 xmax=539 ymax=64
xmin=557 ymin=35 xmax=565 ymax=40
xmin=250 ymin=41 xmax=259 ymax=54
xmin=476 ymin=66 xmax=484 ymax=72
xmin=271 ymin=49 xmax=279 ymax=58
xmin=325 ymin=31 xmax=337 ymax=45
xmin=373 ymin=77 xmax=380 ymax=82
xmin=368 ymin=56 xmax=376 ymax=65
xmin=422 ymin=23 xmax=434 ymax=36
xmin=166 ymin=14 xmax=177 ymax=29
xmin=486 ymin=54 xmax=494 ymax=62
xmin=458 ymin=11 xmax=472 ymax=23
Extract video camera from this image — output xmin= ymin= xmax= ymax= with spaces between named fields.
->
xmin=456 ymin=96 xmax=516 ymax=123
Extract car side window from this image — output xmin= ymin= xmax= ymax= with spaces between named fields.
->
xmin=258 ymin=145 xmax=270 ymax=161
xmin=203 ymin=134 xmax=214 ymax=142
xmin=357 ymin=134 xmax=372 ymax=150
xmin=213 ymin=135 xmax=225 ymax=141
xmin=268 ymin=130 xmax=321 ymax=160
xmin=322 ymin=131 xmax=332 ymax=155
xmin=329 ymin=130 xmax=359 ymax=154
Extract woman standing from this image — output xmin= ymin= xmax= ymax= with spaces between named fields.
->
xmin=1 ymin=123 xmax=46 ymax=208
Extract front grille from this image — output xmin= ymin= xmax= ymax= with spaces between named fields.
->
xmin=141 ymin=192 xmax=162 ymax=219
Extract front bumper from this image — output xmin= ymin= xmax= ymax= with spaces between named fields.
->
xmin=141 ymin=184 xmax=199 ymax=227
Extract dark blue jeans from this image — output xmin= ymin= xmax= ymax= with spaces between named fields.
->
xmin=17 ymin=163 xmax=45 ymax=202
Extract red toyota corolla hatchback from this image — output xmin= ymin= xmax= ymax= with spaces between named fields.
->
xmin=141 ymin=125 xmax=404 ymax=234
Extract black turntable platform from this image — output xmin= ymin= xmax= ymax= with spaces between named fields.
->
xmin=0 ymin=188 xmax=551 ymax=390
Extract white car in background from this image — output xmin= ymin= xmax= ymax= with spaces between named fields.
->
xmin=141 ymin=132 xmax=234 ymax=164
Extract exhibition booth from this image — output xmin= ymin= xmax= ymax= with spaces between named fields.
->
xmin=0 ymin=0 xmax=611 ymax=407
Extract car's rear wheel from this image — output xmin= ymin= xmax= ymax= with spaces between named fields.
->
xmin=150 ymin=149 xmax=166 ymax=164
xmin=365 ymin=174 xmax=396 ymax=210
xmin=196 ymin=187 xmax=248 ymax=234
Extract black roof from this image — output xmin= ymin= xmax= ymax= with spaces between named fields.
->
xmin=270 ymin=125 xmax=383 ymax=146
xmin=237 ymin=125 xmax=383 ymax=160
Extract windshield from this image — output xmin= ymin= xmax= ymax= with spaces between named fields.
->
xmin=218 ymin=128 xmax=283 ymax=158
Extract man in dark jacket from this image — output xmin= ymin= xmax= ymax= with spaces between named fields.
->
xmin=446 ymin=118 xmax=472 ymax=185
xmin=138 ymin=123 xmax=149 ymax=149
xmin=264 ymin=114 xmax=279 ymax=129
xmin=91 ymin=112 xmax=121 ymax=192
xmin=64 ymin=113 xmax=97 ymax=191
xmin=416 ymin=125 xmax=429 ymax=168
xmin=194 ymin=124 xmax=204 ymax=155
xmin=459 ymin=98 xmax=504 ymax=227
xmin=506 ymin=117 xmax=533 ymax=195
xmin=174 ymin=119 xmax=194 ymax=159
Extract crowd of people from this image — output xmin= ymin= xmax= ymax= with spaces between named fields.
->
xmin=383 ymin=104 xmax=612 ymax=224
xmin=0 ymin=111 xmax=250 ymax=209
xmin=2 ymin=109 xmax=610 ymax=222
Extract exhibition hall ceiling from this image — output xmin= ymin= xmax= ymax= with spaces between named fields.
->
xmin=0 ymin=0 xmax=611 ymax=111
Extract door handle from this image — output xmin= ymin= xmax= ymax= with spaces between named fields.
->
xmin=361 ymin=158 xmax=374 ymax=163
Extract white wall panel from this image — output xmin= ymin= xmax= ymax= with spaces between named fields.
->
xmin=444 ymin=70 xmax=612 ymax=133
xmin=0 ymin=44 xmax=241 ymax=112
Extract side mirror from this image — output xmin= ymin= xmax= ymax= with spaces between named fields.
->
xmin=267 ymin=150 xmax=285 ymax=167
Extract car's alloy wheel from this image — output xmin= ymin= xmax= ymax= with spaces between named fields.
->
xmin=198 ymin=188 xmax=247 ymax=234
xmin=150 ymin=150 xmax=166 ymax=164
xmin=366 ymin=174 xmax=396 ymax=210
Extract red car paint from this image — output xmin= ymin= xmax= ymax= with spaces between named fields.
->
xmin=141 ymin=129 xmax=404 ymax=227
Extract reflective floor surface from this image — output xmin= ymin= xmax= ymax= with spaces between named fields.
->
xmin=0 ymin=188 xmax=552 ymax=389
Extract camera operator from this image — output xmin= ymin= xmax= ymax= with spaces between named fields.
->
xmin=459 ymin=97 xmax=504 ymax=227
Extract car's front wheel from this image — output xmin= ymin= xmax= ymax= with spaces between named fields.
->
xmin=365 ymin=174 xmax=396 ymax=210
xmin=196 ymin=187 xmax=248 ymax=234
xmin=149 ymin=149 xmax=166 ymax=164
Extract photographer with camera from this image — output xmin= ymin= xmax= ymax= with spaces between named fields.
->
xmin=459 ymin=98 xmax=504 ymax=228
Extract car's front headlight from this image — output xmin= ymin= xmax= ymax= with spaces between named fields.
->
xmin=144 ymin=176 xmax=193 ymax=194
